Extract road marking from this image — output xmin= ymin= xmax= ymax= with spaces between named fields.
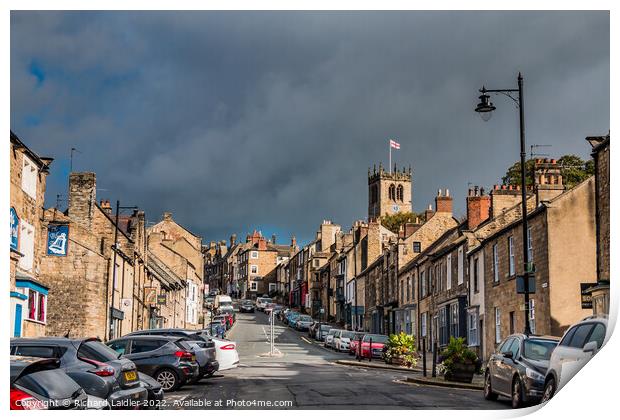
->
xmin=300 ymin=336 xmax=312 ymax=344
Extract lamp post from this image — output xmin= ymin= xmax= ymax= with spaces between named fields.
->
xmin=475 ymin=72 xmax=532 ymax=336
xmin=109 ymin=200 xmax=138 ymax=340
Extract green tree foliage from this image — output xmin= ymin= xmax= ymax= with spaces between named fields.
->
xmin=502 ymin=154 xmax=594 ymax=189
xmin=380 ymin=211 xmax=426 ymax=234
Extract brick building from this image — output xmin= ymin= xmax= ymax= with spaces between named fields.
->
xmin=10 ymin=132 xmax=53 ymax=337
xmin=585 ymin=133 xmax=610 ymax=315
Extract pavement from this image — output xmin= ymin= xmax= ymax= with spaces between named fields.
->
xmin=163 ymin=310 xmax=510 ymax=409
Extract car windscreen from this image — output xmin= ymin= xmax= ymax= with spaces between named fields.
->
xmin=300 ymin=316 xmax=313 ymax=322
xmin=523 ymin=339 xmax=558 ymax=361
xmin=364 ymin=335 xmax=388 ymax=344
xmin=320 ymin=325 xmax=333 ymax=331
xmin=14 ymin=368 xmax=83 ymax=400
xmin=341 ymin=331 xmax=355 ymax=339
xmin=78 ymin=340 xmax=120 ymax=362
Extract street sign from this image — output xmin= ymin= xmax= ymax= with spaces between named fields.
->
xmin=157 ymin=294 xmax=167 ymax=305
xmin=320 ymin=308 xmax=325 ymax=314
xmin=580 ymin=283 xmax=597 ymax=309
xmin=516 ymin=276 xmax=535 ymax=294
xmin=144 ymin=287 xmax=157 ymax=305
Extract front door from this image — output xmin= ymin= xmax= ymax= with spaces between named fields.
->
xmin=13 ymin=304 xmax=23 ymax=337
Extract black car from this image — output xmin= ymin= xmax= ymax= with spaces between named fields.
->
xmin=107 ymin=335 xmax=200 ymax=392
xmin=11 ymin=337 xmax=147 ymax=409
xmin=239 ymin=300 xmax=255 ymax=313
xmin=10 ymin=355 xmax=92 ymax=410
xmin=484 ymin=334 xmax=559 ymax=408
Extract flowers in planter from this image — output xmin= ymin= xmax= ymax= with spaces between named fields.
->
xmin=438 ymin=337 xmax=482 ymax=379
xmin=383 ymin=332 xmax=418 ymax=368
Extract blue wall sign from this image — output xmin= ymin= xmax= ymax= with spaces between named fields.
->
xmin=47 ymin=224 xmax=69 ymax=256
xmin=10 ymin=207 xmax=19 ymax=251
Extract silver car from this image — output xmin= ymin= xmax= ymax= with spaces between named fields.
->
xmin=295 ymin=315 xmax=314 ymax=331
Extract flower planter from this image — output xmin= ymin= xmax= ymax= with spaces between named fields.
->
xmin=444 ymin=362 xmax=476 ymax=383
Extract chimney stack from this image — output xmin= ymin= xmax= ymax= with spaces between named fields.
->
xmin=163 ymin=212 xmax=172 ymax=221
xmin=435 ymin=187 xmax=453 ymax=213
xmin=100 ymin=199 xmax=112 ymax=216
xmin=424 ymin=204 xmax=435 ymax=222
xmin=68 ymin=172 xmax=97 ymax=229
xmin=230 ymin=234 xmax=237 ymax=247
xmin=291 ymin=236 xmax=297 ymax=248
xmin=272 ymin=234 xmax=277 ymax=244
xmin=467 ymin=185 xmax=491 ymax=230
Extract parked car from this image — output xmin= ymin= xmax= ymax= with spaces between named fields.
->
xmin=286 ymin=311 xmax=301 ymax=327
xmin=256 ymin=297 xmax=273 ymax=311
xmin=349 ymin=332 xmax=367 ymax=355
xmin=107 ymin=335 xmax=199 ymax=392
xmin=10 ymin=355 xmax=93 ymax=410
xmin=11 ymin=337 xmax=147 ymax=409
xmin=272 ymin=305 xmax=284 ymax=317
xmin=484 ymin=334 xmax=559 ymax=408
xmin=178 ymin=339 xmax=220 ymax=379
xmin=214 ymin=294 xmax=233 ymax=310
xmin=334 ymin=330 xmax=356 ymax=352
xmin=239 ymin=300 xmax=255 ymax=313
xmin=213 ymin=315 xmax=230 ymax=330
xmin=359 ymin=334 xmax=389 ymax=359
xmin=295 ymin=315 xmax=314 ymax=331
xmin=541 ymin=316 xmax=609 ymax=403
xmin=324 ymin=329 xmax=339 ymax=348
xmin=317 ymin=324 xmax=335 ymax=341
xmin=219 ymin=309 xmax=235 ymax=327
xmin=196 ymin=330 xmax=240 ymax=371
xmin=124 ymin=329 xmax=218 ymax=380
xmin=205 ymin=297 xmax=215 ymax=310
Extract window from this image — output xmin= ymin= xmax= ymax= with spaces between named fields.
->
xmin=508 ymin=337 xmax=521 ymax=357
xmin=421 ymin=312 xmax=428 ymax=337
xmin=130 ymin=340 xmax=166 ymax=354
xmin=450 ymin=303 xmax=459 ymax=338
xmin=495 ymin=307 xmax=502 ymax=343
xmin=457 ymin=246 xmax=464 ymax=284
xmin=389 ymin=184 xmax=396 ymax=200
xmin=567 ymin=324 xmax=594 ymax=348
xmin=473 ymin=257 xmax=479 ymax=293
xmin=499 ymin=338 xmax=514 ymax=353
xmin=18 ymin=220 xmax=35 ymax=271
xmin=251 ymin=265 xmax=258 ymax=274
xmin=493 ymin=243 xmax=499 ymax=283
xmin=420 ymin=270 xmax=426 ymax=297
xmin=468 ymin=312 xmax=479 ymax=346
xmin=400 ymin=280 xmax=404 ymax=303
xmin=406 ymin=276 xmax=411 ymax=301
xmin=439 ymin=307 xmax=448 ymax=345
xmin=559 ymin=326 xmax=577 ymax=347
xmin=250 ymin=282 xmax=258 ymax=291
xmin=314 ymin=259 xmax=320 ymax=267
xmin=108 ymin=340 xmax=128 ymax=355
xmin=588 ymin=323 xmax=606 ymax=349
xmin=21 ymin=155 xmax=38 ymax=200
xmin=527 ymin=227 xmax=534 ymax=263
xmin=397 ymin=184 xmax=404 ymax=201
xmin=251 ymin=251 xmax=258 ymax=259
xmin=508 ymin=236 xmax=515 ymax=276
xmin=529 ymin=299 xmax=536 ymax=334
xmin=509 ymin=311 xmax=515 ymax=334
xmin=413 ymin=242 xmax=421 ymax=253
xmin=14 ymin=346 xmax=56 ymax=358
xmin=446 ymin=255 xmax=452 ymax=290
xmin=269 ymin=283 xmax=277 ymax=292
xmin=24 ymin=288 xmax=47 ymax=323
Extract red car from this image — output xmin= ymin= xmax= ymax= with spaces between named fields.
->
xmin=349 ymin=332 xmax=367 ymax=355
xmin=359 ymin=334 xmax=389 ymax=359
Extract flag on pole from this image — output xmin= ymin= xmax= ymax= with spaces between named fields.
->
xmin=389 ymin=139 xmax=401 ymax=149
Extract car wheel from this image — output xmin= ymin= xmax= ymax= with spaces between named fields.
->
xmin=512 ymin=377 xmax=523 ymax=409
xmin=155 ymin=368 xmax=180 ymax=392
xmin=483 ymin=372 xmax=498 ymax=401
xmin=541 ymin=377 xmax=556 ymax=403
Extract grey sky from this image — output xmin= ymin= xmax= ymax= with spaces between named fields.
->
xmin=10 ymin=11 xmax=609 ymax=245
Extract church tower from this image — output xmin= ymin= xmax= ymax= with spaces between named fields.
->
xmin=368 ymin=163 xmax=412 ymax=220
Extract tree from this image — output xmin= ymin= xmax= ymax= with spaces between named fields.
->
xmin=502 ymin=154 xmax=594 ymax=189
xmin=381 ymin=211 xmax=426 ymax=234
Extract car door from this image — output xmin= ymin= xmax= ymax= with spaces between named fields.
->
xmin=126 ymin=339 xmax=167 ymax=377
xmin=501 ymin=337 xmax=522 ymax=391
xmin=489 ymin=338 xmax=513 ymax=396
xmin=558 ymin=323 xmax=595 ymax=386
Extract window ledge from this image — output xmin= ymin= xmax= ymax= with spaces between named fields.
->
xmin=24 ymin=318 xmax=47 ymax=325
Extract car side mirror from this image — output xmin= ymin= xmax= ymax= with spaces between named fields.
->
xmin=502 ymin=351 xmax=514 ymax=359
xmin=583 ymin=341 xmax=598 ymax=354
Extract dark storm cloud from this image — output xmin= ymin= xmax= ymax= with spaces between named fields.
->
xmin=10 ymin=11 xmax=610 ymax=244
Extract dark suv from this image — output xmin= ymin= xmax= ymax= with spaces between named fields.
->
xmin=11 ymin=337 xmax=147 ymax=409
xmin=107 ymin=335 xmax=200 ymax=391
xmin=125 ymin=329 xmax=218 ymax=379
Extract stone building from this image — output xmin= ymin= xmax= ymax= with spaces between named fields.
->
xmin=148 ymin=212 xmax=204 ymax=329
xmin=41 ymin=172 xmax=152 ymax=339
xmin=368 ymin=164 xmax=412 ymax=219
xmin=585 ymin=133 xmax=610 ymax=315
xmin=203 ymin=239 xmax=228 ymax=295
xmin=10 ymin=131 xmax=53 ymax=337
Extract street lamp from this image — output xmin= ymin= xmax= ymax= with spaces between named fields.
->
xmin=474 ymin=72 xmax=532 ymax=336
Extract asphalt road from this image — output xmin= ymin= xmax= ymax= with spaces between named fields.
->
xmin=163 ymin=310 xmax=510 ymax=410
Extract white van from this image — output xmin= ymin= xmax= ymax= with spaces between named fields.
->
xmin=215 ymin=294 xmax=232 ymax=309
xmin=255 ymin=297 xmax=273 ymax=311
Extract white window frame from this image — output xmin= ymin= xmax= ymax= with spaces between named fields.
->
xmin=21 ymin=155 xmax=38 ymax=200
xmin=446 ymin=254 xmax=452 ymax=290
xmin=495 ymin=307 xmax=501 ymax=343
xmin=508 ymin=236 xmax=515 ymax=276
xmin=18 ymin=220 xmax=35 ymax=271
xmin=457 ymin=246 xmax=464 ymax=284
xmin=468 ymin=311 xmax=479 ymax=346
xmin=421 ymin=312 xmax=428 ymax=337
xmin=493 ymin=243 xmax=499 ymax=283
xmin=269 ymin=283 xmax=277 ymax=292
xmin=529 ymin=299 xmax=536 ymax=334
xmin=420 ymin=270 xmax=426 ymax=297
xmin=22 ymin=288 xmax=47 ymax=324
xmin=450 ymin=303 xmax=459 ymax=338
xmin=250 ymin=265 xmax=258 ymax=274
xmin=250 ymin=282 xmax=258 ymax=291
xmin=251 ymin=251 xmax=259 ymax=259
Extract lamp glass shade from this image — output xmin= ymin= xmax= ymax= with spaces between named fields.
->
xmin=475 ymin=93 xmax=496 ymax=121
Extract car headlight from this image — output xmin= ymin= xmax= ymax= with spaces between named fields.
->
xmin=525 ymin=367 xmax=545 ymax=381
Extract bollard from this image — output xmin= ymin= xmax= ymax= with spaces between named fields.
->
xmin=369 ymin=338 xmax=373 ymax=362
xmin=432 ymin=342 xmax=437 ymax=378
xmin=357 ymin=336 xmax=362 ymax=361
xmin=422 ymin=338 xmax=427 ymax=377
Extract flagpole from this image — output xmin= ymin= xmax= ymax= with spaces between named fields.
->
xmin=389 ymin=140 xmax=392 ymax=174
